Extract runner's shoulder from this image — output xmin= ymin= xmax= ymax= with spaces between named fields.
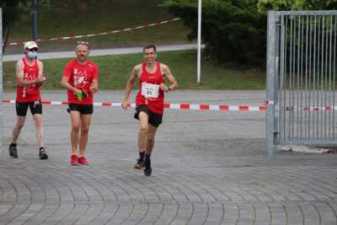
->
xmin=133 ymin=64 xmax=142 ymax=73
xmin=159 ymin=62 xmax=169 ymax=70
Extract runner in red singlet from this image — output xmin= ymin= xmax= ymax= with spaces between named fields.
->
xmin=61 ymin=41 xmax=99 ymax=166
xmin=8 ymin=41 xmax=48 ymax=160
xmin=122 ymin=44 xmax=178 ymax=176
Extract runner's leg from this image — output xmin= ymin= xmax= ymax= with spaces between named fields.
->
xmin=11 ymin=116 xmax=26 ymax=144
xmin=32 ymin=114 xmax=44 ymax=148
xmin=138 ymin=111 xmax=149 ymax=153
xmin=70 ymin=111 xmax=81 ymax=155
xmin=79 ymin=114 xmax=92 ymax=156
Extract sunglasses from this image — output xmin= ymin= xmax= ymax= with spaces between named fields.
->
xmin=28 ymin=48 xmax=38 ymax=51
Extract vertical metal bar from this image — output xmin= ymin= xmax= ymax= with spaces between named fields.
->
xmin=0 ymin=9 xmax=3 ymax=150
xmin=305 ymin=15 xmax=309 ymax=142
xmin=287 ymin=16 xmax=295 ymax=141
xmin=332 ymin=16 xmax=337 ymax=140
xmin=320 ymin=16 xmax=325 ymax=140
xmin=328 ymin=16 xmax=332 ymax=140
xmin=266 ymin=11 xmax=278 ymax=159
xmin=314 ymin=17 xmax=321 ymax=139
xmin=296 ymin=15 xmax=300 ymax=143
xmin=287 ymin=15 xmax=292 ymax=143
xmin=283 ymin=16 xmax=289 ymax=144
xmin=299 ymin=15 xmax=304 ymax=143
xmin=324 ymin=16 xmax=328 ymax=140
xmin=296 ymin=15 xmax=300 ymax=142
xmin=308 ymin=15 xmax=313 ymax=142
xmin=327 ymin=16 xmax=330 ymax=140
xmin=311 ymin=16 xmax=318 ymax=139
xmin=279 ymin=15 xmax=285 ymax=144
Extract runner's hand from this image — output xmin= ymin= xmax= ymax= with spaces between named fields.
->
xmin=36 ymin=76 xmax=46 ymax=86
xmin=74 ymin=88 xmax=82 ymax=96
xmin=121 ymin=99 xmax=130 ymax=110
xmin=90 ymin=85 xmax=98 ymax=94
xmin=37 ymin=76 xmax=46 ymax=83
xmin=160 ymin=83 xmax=169 ymax=92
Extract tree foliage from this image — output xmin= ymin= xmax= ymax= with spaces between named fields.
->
xmin=1 ymin=0 xmax=30 ymax=51
xmin=163 ymin=0 xmax=266 ymax=65
xmin=257 ymin=0 xmax=337 ymax=12
xmin=163 ymin=0 xmax=337 ymax=66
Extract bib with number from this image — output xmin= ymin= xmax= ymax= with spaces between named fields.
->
xmin=141 ymin=82 xmax=160 ymax=98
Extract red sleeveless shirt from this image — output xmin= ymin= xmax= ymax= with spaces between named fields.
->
xmin=135 ymin=62 xmax=164 ymax=114
xmin=16 ymin=58 xmax=41 ymax=103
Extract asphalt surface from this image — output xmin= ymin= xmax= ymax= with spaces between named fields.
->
xmin=0 ymin=90 xmax=336 ymax=225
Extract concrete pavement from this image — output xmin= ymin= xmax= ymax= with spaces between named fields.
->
xmin=0 ymin=90 xmax=336 ymax=225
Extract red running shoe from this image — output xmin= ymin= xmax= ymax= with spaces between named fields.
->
xmin=78 ymin=156 xmax=89 ymax=165
xmin=70 ymin=154 xmax=79 ymax=166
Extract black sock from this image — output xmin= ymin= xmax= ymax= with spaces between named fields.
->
xmin=139 ymin=152 xmax=145 ymax=161
xmin=145 ymin=153 xmax=151 ymax=159
xmin=144 ymin=154 xmax=151 ymax=168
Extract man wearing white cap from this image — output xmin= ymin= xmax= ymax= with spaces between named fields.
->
xmin=8 ymin=41 xmax=48 ymax=160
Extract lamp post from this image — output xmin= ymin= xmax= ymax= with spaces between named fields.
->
xmin=197 ymin=0 xmax=202 ymax=83
xmin=32 ymin=0 xmax=38 ymax=40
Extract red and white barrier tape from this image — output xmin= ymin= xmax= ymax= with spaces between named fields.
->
xmin=8 ymin=18 xmax=181 ymax=47
xmin=4 ymin=99 xmax=337 ymax=112
xmin=1 ymin=99 xmax=267 ymax=112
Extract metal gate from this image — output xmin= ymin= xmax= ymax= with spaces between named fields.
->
xmin=266 ymin=11 xmax=337 ymax=158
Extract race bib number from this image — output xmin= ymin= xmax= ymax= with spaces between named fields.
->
xmin=141 ymin=82 xmax=160 ymax=98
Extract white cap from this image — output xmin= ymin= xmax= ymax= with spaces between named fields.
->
xmin=24 ymin=41 xmax=38 ymax=50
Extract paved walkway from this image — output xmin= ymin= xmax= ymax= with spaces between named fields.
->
xmin=1 ymin=91 xmax=337 ymax=225
xmin=3 ymin=44 xmax=201 ymax=62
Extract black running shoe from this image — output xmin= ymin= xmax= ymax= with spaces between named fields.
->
xmin=144 ymin=156 xmax=152 ymax=176
xmin=134 ymin=158 xmax=144 ymax=169
xmin=144 ymin=167 xmax=152 ymax=176
xmin=9 ymin=143 xmax=18 ymax=158
xmin=39 ymin=147 xmax=48 ymax=160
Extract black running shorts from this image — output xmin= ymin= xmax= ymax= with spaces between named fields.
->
xmin=68 ymin=104 xmax=93 ymax=114
xmin=134 ymin=105 xmax=162 ymax=127
xmin=16 ymin=101 xmax=42 ymax=116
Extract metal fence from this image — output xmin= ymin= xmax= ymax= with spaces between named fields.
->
xmin=266 ymin=11 xmax=337 ymax=158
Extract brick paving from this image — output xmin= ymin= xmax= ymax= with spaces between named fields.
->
xmin=1 ymin=91 xmax=336 ymax=225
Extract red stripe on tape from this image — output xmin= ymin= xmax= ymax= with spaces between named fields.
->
xmin=259 ymin=105 xmax=267 ymax=112
xmin=102 ymin=102 xmax=112 ymax=107
xmin=200 ymin=104 xmax=210 ymax=111
xmin=219 ymin=104 xmax=229 ymax=112
xmin=41 ymin=100 xmax=51 ymax=104
xmin=239 ymin=105 xmax=249 ymax=112
xmin=180 ymin=103 xmax=190 ymax=110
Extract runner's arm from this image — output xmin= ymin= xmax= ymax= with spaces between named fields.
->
xmin=60 ymin=75 xmax=81 ymax=94
xmin=121 ymin=65 xmax=139 ymax=109
xmin=89 ymin=79 xmax=98 ymax=94
xmin=162 ymin=64 xmax=178 ymax=92
xmin=36 ymin=60 xmax=46 ymax=86
xmin=89 ymin=64 xmax=99 ymax=94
